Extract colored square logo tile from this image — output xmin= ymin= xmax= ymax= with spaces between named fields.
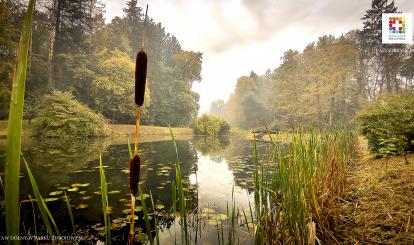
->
xmin=382 ymin=13 xmax=413 ymax=44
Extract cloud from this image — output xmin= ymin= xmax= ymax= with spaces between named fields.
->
xmin=105 ymin=0 xmax=414 ymax=113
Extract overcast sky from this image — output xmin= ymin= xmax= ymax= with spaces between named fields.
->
xmin=106 ymin=0 xmax=414 ymax=113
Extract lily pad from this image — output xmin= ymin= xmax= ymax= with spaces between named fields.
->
xmin=135 ymin=233 xmax=148 ymax=243
xmin=112 ymin=218 xmax=124 ymax=224
xmin=44 ymin=197 xmax=59 ymax=202
xmin=125 ymin=214 xmax=138 ymax=221
xmin=82 ymin=196 xmax=93 ymax=200
xmin=67 ymin=187 xmax=79 ymax=192
xmin=136 ymin=194 xmax=150 ymax=201
xmin=108 ymin=190 xmax=121 ymax=195
xmin=155 ymin=204 xmax=165 ymax=210
xmin=76 ymin=204 xmax=88 ymax=209
xmin=49 ymin=191 xmax=63 ymax=196
xmin=202 ymin=208 xmax=215 ymax=213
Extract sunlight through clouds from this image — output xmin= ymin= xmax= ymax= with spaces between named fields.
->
xmin=105 ymin=0 xmax=414 ymax=113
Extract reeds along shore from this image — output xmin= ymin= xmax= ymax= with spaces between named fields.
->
xmin=252 ymin=130 xmax=356 ymax=244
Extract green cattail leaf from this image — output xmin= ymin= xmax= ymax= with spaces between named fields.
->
xmin=5 ymin=0 xmax=35 ymax=242
xmin=22 ymin=154 xmax=60 ymax=239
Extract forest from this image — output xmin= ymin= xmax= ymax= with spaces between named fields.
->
xmin=0 ymin=0 xmax=202 ymax=127
xmin=0 ymin=0 xmax=413 ymax=244
xmin=210 ymin=1 xmax=414 ymax=130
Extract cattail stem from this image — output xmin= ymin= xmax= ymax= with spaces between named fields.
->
xmin=129 ymin=194 xmax=136 ymax=244
xmin=134 ymin=106 xmax=141 ymax=155
xmin=130 ymin=106 xmax=141 ymax=244
xmin=141 ymin=4 xmax=148 ymax=49
xmin=130 ymin=5 xmax=148 ymax=244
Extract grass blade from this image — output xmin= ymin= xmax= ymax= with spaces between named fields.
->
xmin=22 ymin=154 xmax=59 ymax=238
xmin=139 ymin=185 xmax=153 ymax=244
xmin=99 ymin=155 xmax=111 ymax=244
xmin=28 ymin=195 xmax=38 ymax=244
xmin=5 ymin=0 xmax=35 ymax=241
xmin=150 ymin=191 xmax=160 ymax=245
xmin=64 ymin=191 xmax=75 ymax=233
xmin=127 ymin=139 xmax=133 ymax=158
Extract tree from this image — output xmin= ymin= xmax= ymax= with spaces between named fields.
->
xmin=90 ymin=50 xmax=150 ymax=122
xmin=147 ymin=51 xmax=202 ymax=126
xmin=209 ymin=100 xmax=226 ymax=118
xmin=272 ymin=50 xmax=307 ymax=129
xmin=34 ymin=90 xmax=108 ymax=138
xmin=357 ymin=93 xmax=414 ymax=163
xmin=360 ymin=0 xmax=401 ymax=95
xmin=194 ymin=114 xmax=230 ymax=136
xmin=123 ymin=0 xmax=144 ymax=54
xmin=0 ymin=1 xmax=23 ymax=119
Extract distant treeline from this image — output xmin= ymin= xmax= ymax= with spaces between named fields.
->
xmin=210 ymin=0 xmax=414 ymax=130
xmin=0 ymin=0 xmax=202 ymax=127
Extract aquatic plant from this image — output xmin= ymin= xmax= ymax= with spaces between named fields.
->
xmin=99 ymin=155 xmax=111 ymax=244
xmin=251 ymin=129 xmax=356 ymax=243
xmin=4 ymin=0 xmax=35 ymax=242
xmin=170 ymin=127 xmax=190 ymax=244
xmin=22 ymin=154 xmax=60 ymax=240
xmin=129 ymin=5 xmax=149 ymax=244
xmin=64 ymin=191 xmax=75 ymax=233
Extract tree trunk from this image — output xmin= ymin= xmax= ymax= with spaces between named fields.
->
xmin=47 ymin=30 xmax=55 ymax=88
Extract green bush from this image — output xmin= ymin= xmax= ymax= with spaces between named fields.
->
xmin=194 ymin=114 xmax=230 ymax=136
xmin=356 ymin=93 xmax=414 ymax=158
xmin=34 ymin=90 xmax=108 ymax=138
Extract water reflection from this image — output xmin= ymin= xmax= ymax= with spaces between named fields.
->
xmin=0 ymin=136 xmax=262 ymax=244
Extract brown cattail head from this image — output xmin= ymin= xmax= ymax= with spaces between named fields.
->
xmin=129 ymin=154 xmax=141 ymax=196
xmin=135 ymin=49 xmax=147 ymax=106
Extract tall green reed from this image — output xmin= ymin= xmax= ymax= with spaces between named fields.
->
xmin=64 ymin=191 xmax=75 ymax=233
xmin=139 ymin=185 xmax=153 ymax=244
xmin=169 ymin=127 xmax=189 ymax=245
xmin=252 ymin=129 xmax=356 ymax=243
xmin=99 ymin=155 xmax=111 ymax=244
xmin=5 ymin=0 xmax=35 ymax=241
xmin=22 ymin=154 xmax=60 ymax=239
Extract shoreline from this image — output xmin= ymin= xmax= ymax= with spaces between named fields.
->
xmin=0 ymin=120 xmax=253 ymax=145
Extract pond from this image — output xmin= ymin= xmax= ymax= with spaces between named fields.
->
xmin=0 ymin=136 xmax=271 ymax=244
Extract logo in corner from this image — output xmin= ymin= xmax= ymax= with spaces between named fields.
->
xmin=382 ymin=13 xmax=412 ymax=44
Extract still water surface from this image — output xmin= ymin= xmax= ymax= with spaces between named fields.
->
xmin=0 ymin=136 xmax=270 ymax=244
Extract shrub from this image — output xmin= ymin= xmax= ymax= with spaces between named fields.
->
xmin=194 ymin=114 xmax=230 ymax=136
xmin=34 ymin=90 xmax=108 ymax=138
xmin=356 ymin=93 xmax=414 ymax=159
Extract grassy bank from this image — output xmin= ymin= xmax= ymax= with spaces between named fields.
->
xmin=0 ymin=120 xmax=193 ymax=143
xmin=339 ymin=138 xmax=414 ymax=244
xmin=0 ymin=120 xmax=257 ymax=143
